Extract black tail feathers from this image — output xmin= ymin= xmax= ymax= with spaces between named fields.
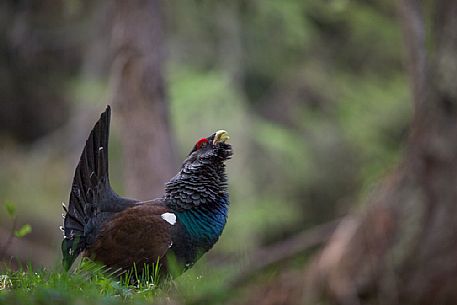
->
xmin=62 ymin=106 xmax=113 ymax=270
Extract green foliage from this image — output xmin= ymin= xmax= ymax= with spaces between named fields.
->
xmin=14 ymin=224 xmax=32 ymax=238
xmin=0 ymin=201 xmax=32 ymax=257
xmin=4 ymin=201 xmax=15 ymax=218
xmin=0 ymin=261 xmax=166 ymax=305
xmin=0 ymin=259 xmax=239 ymax=305
xmin=1 ymin=268 xmax=124 ymax=305
xmin=336 ymin=73 xmax=410 ymax=188
xmin=119 ymin=260 xmax=162 ymax=290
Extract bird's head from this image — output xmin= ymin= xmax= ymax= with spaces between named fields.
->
xmin=165 ymin=130 xmax=232 ymax=211
xmin=183 ymin=130 xmax=232 ymax=166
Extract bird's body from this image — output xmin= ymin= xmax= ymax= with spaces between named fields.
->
xmin=61 ymin=106 xmax=232 ymax=275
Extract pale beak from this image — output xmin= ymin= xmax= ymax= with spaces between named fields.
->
xmin=213 ymin=130 xmax=230 ymax=145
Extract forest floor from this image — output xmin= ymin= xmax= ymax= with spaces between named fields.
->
xmin=0 ymin=259 xmax=242 ymax=305
xmin=0 ymin=262 xmax=171 ymax=305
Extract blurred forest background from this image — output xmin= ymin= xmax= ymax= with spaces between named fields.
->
xmin=2 ymin=0 xmax=457 ymax=304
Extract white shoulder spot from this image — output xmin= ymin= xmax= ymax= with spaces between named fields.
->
xmin=161 ymin=212 xmax=176 ymax=225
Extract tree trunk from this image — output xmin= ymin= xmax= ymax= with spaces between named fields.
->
xmin=109 ymin=0 xmax=176 ymax=200
xmin=305 ymin=1 xmax=457 ymax=305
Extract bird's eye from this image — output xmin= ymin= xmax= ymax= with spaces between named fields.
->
xmin=195 ymin=138 xmax=208 ymax=150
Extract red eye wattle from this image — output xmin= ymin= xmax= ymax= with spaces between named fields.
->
xmin=196 ymin=138 xmax=208 ymax=150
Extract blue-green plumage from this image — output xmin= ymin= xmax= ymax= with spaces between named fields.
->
xmin=176 ymin=194 xmax=228 ymax=245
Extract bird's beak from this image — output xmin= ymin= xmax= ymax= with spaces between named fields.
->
xmin=213 ymin=130 xmax=230 ymax=145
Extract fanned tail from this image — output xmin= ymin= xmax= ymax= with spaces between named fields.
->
xmin=61 ymin=106 xmax=113 ymax=270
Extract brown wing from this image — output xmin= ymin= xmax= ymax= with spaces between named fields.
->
xmin=84 ymin=204 xmax=173 ymax=270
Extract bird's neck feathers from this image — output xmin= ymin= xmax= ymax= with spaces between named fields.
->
xmin=164 ymin=159 xmax=229 ymax=247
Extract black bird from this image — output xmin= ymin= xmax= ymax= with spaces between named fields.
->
xmin=61 ymin=106 xmax=232 ymax=275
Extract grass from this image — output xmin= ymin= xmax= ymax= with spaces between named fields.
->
xmin=0 ymin=257 xmax=238 ymax=305
xmin=0 ymin=260 xmax=169 ymax=305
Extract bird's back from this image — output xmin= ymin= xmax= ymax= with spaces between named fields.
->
xmin=84 ymin=202 xmax=174 ymax=271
